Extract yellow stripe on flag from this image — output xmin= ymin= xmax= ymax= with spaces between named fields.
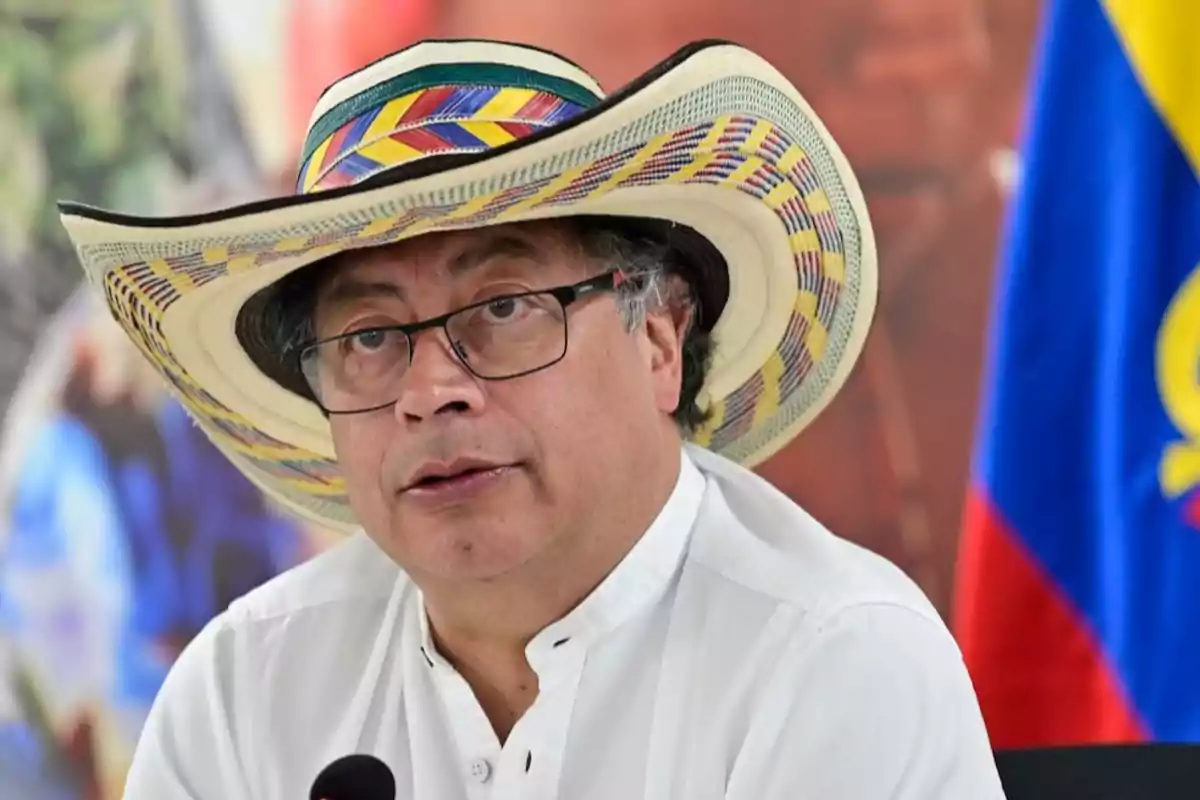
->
xmin=1102 ymin=0 xmax=1200 ymax=174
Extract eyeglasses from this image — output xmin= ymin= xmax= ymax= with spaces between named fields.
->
xmin=299 ymin=270 xmax=626 ymax=414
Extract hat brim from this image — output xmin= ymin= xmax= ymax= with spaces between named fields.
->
xmin=57 ymin=40 xmax=877 ymax=533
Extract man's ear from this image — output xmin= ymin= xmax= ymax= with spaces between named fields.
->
xmin=642 ymin=286 xmax=694 ymax=416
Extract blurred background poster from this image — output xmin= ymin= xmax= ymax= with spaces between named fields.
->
xmin=0 ymin=2 xmax=324 ymax=796
xmin=0 ymin=0 xmax=1040 ymax=796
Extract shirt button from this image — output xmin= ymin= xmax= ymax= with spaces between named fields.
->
xmin=468 ymin=758 xmax=492 ymax=784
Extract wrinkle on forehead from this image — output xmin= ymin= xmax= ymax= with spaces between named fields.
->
xmin=317 ymin=221 xmax=590 ymax=311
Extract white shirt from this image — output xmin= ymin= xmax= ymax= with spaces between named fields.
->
xmin=123 ymin=445 xmax=1005 ymax=799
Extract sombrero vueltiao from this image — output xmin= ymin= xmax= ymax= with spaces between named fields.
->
xmin=57 ymin=39 xmax=877 ymax=533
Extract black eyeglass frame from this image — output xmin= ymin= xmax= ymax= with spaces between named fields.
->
xmin=298 ymin=269 xmax=627 ymax=415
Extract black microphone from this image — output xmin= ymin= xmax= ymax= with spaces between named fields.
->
xmin=309 ymin=754 xmax=396 ymax=800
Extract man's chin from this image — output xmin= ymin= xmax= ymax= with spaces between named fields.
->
xmin=383 ymin=513 xmax=546 ymax=582
xmin=425 ymin=543 xmax=542 ymax=585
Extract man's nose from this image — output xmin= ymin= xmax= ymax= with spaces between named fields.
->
xmin=391 ymin=330 xmax=486 ymax=422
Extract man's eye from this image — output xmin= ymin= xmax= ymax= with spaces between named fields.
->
xmin=339 ymin=328 xmax=398 ymax=355
xmin=352 ymin=329 xmax=388 ymax=350
xmin=484 ymin=297 xmax=520 ymax=321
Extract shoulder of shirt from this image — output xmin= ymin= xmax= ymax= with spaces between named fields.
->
xmin=218 ymin=530 xmax=406 ymax=626
xmin=683 ymin=445 xmax=944 ymax=630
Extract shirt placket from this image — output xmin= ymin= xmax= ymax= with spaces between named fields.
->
xmin=425 ymin=638 xmax=586 ymax=800
xmin=428 ymin=657 xmax=504 ymax=800
xmin=491 ymin=638 xmax=586 ymax=799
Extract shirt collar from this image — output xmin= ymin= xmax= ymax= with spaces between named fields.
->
xmin=417 ymin=447 xmax=706 ymax=667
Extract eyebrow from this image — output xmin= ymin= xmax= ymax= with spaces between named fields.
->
xmin=321 ymin=232 xmax=551 ymax=309
xmin=320 ymin=278 xmax=405 ymax=309
xmin=448 ymin=233 xmax=549 ymax=274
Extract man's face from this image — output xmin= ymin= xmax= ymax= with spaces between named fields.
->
xmin=314 ymin=221 xmax=686 ymax=583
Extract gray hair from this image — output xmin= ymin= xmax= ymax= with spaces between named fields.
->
xmin=572 ymin=224 xmax=712 ymax=432
xmin=573 ymin=226 xmax=688 ymax=330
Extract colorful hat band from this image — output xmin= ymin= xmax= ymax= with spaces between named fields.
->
xmin=297 ymin=64 xmax=601 ymax=194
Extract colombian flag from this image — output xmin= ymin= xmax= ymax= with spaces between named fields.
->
xmin=954 ymin=0 xmax=1200 ymax=747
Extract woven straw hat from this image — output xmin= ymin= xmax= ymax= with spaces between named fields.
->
xmin=57 ymin=39 xmax=877 ymax=532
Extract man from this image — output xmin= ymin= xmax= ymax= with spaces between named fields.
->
xmin=59 ymin=39 xmax=1004 ymax=798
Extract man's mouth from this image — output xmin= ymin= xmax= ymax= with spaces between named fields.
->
xmin=401 ymin=460 xmax=518 ymax=499
xmin=410 ymin=466 xmax=498 ymax=487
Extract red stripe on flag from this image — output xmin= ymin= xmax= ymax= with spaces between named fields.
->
xmin=954 ymin=489 xmax=1147 ymax=748
xmin=1184 ymin=490 xmax=1200 ymax=529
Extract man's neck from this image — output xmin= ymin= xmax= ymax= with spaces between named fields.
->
xmin=426 ymin=624 xmax=540 ymax=744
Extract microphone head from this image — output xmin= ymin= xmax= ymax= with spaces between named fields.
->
xmin=309 ymin=754 xmax=396 ymax=800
